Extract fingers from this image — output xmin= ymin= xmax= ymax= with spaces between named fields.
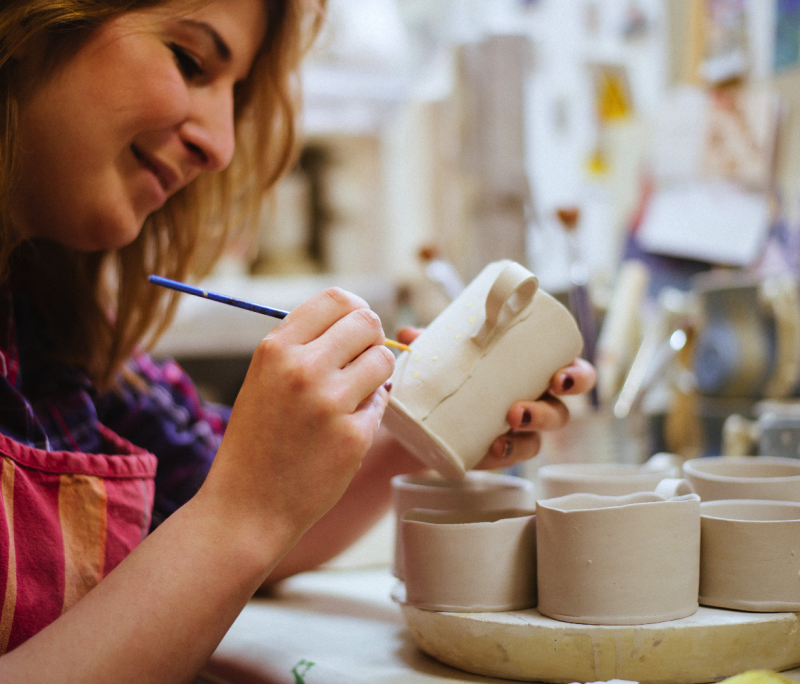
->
xmin=507 ymin=394 xmax=569 ymax=433
xmin=316 ymin=306 xmax=387 ymax=370
xmin=396 ymin=326 xmax=424 ymax=345
xmin=549 ymin=357 xmax=596 ymax=396
xmin=472 ymin=392 xmax=576 ymax=471
xmin=474 ymin=431 xmax=542 ymax=470
xmin=279 ymin=287 xmax=372 ymax=346
xmin=340 ymin=344 xmax=395 ymax=412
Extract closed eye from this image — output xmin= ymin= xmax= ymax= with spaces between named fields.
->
xmin=169 ymin=43 xmax=205 ymax=80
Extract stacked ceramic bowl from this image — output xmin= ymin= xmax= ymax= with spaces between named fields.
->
xmin=682 ymin=455 xmax=800 ymax=612
xmin=391 ymin=471 xmax=536 ymax=612
xmin=531 ymin=454 xmax=701 ymax=625
xmin=392 ymin=454 xmax=700 ymax=623
xmin=393 ymin=453 xmax=800 ymax=624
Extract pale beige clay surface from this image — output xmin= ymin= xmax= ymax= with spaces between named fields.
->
xmin=397 ymin=598 xmax=800 ymax=684
xmin=682 ymin=456 xmax=800 ymax=502
xmin=383 ymin=260 xmax=583 ymax=479
xmin=536 ymin=453 xmax=682 ymax=499
xmin=699 ymin=499 xmax=800 ymax=612
xmin=390 ymin=471 xmax=533 ymax=580
xmin=536 ymin=484 xmax=701 ymax=626
xmin=400 ymin=508 xmax=536 ymax=613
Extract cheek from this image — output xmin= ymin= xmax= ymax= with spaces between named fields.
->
xmin=104 ymin=67 xmax=191 ymax=140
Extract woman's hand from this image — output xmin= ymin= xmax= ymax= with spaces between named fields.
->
xmin=202 ymin=288 xmax=395 ymax=555
xmin=396 ymin=327 xmax=596 ymax=471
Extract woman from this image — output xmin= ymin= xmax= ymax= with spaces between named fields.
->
xmin=0 ymin=0 xmax=594 ymax=681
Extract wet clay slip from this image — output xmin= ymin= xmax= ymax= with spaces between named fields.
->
xmin=383 ymin=260 xmax=583 ymax=479
xmin=683 ymin=455 xmax=800 ymax=502
xmin=390 ymin=471 xmax=533 ymax=579
xmin=536 ymin=452 xmax=682 ymax=499
xmin=700 ymin=499 xmax=800 ymax=611
xmin=536 ymin=480 xmax=701 ymax=625
xmin=400 ymin=507 xmax=537 ymax=612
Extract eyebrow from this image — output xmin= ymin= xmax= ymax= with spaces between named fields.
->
xmin=178 ymin=19 xmax=231 ymax=62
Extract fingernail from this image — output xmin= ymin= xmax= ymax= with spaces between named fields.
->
xmin=496 ymin=439 xmax=513 ymax=460
xmin=560 ymin=374 xmax=574 ymax=391
xmin=519 ymin=408 xmax=532 ymax=427
xmin=383 ymin=381 xmax=392 ymax=392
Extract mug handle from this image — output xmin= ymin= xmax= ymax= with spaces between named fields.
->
xmin=472 ymin=262 xmax=538 ymax=349
xmin=655 ymin=478 xmax=695 ymax=499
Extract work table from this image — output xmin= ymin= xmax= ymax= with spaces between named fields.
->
xmin=199 ymin=562 xmax=800 ymax=684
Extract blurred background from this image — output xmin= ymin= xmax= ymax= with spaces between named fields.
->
xmin=154 ymin=0 xmax=800 ymax=476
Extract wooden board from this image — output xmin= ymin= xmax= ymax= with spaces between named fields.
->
xmin=395 ymin=586 xmax=800 ymax=683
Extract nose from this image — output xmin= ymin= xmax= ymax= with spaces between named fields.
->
xmin=179 ymin=86 xmax=236 ymax=172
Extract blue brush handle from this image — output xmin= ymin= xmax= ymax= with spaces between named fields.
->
xmin=148 ymin=275 xmax=289 ymax=319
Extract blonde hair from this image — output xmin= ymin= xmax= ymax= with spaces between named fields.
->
xmin=0 ymin=0 xmax=324 ymax=388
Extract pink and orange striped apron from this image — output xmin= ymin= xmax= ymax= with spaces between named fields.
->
xmin=0 ymin=426 xmax=156 ymax=653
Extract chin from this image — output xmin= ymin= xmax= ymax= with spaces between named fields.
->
xmin=84 ymin=211 xmax=147 ymax=251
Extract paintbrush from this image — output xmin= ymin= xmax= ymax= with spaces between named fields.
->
xmin=148 ymin=275 xmax=411 ymax=353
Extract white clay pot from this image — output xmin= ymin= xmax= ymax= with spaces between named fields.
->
xmin=383 ymin=260 xmax=582 ymax=479
xmin=700 ymin=499 xmax=800 ymax=612
xmin=391 ymin=471 xmax=533 ymax=579
xmin=536 ymin=479 xmax=700 ymax=625
xmin=683 ymin=456 xmax=800 ymax=502
xmin=401 ymin=507 xmax=537 ymax=612
xmin=536 ymin=452 xmax=682 ymax=499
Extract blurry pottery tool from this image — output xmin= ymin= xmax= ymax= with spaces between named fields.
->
xmin=148 ymin=275 xmax=411 ymax=352
xmin=418 ymin=245 xmax=466 ymax=302
xmin=611 ymin=286 xmax=689 ymax=419
xmin=556 ymin=207 xmax=598 ymax=405
xmin=614 ymin=326 xmax=687 ymax=419
xmin=595 ymin=260 xmax=649 ymax=404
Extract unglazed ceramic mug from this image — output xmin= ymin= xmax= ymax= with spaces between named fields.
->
xmin=759 ymin=413 xmax=800 ymax=459
xmin=682 ymin=456 xmax=800 ymax=502
xmin=536 ymin=479 xmax=701 ymax=625
xmin=400 ymin=507 xmax=537 ymax=612
xmin=391 ymin=471 xmax=533 ymax=579
xmin=536 ymin=452 xmax=682 ymax=500
xmin=382 ymin=260 xmax=583 ymax=479
xmin=699 ymin=499 xmax=800 ymax=611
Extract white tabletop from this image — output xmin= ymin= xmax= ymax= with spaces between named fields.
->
xmin=201 ymin=565 xmax=516 ymax=684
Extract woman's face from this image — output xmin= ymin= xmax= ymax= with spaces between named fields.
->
xmin=11 ymin=0 xmax=267 ymax=251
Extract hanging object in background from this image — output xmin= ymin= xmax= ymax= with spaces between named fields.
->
xmin=621 ymin=1 xmax=650 ymax=41
xmin=702 ymin=86 xmax=781 ymax=192
xmin=590 ymin=63 xmax=633 ymax=124
xmin=586 ymin=63 xmax=633 ymax=178
xmin=697 ymin=0 xmax=749 ymax=85
xmin=638 ymin=85 xmax=779 ymax=267
xmin=555 ymin=207 xmax=598 ymax=405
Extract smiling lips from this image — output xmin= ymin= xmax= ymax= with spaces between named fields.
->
xmin=131 ymin=144 xmax=181 ymax=197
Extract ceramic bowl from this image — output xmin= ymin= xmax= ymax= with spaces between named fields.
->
xmin=536 ymin=482 xmax=700 ymax=625
xmin=682 ymin=456 xmax=800 ymax=502
xmin=700 ymin=499 xmax=800 ymax=611
xmin=536 ymin=452 xmax=682 ymax=499
xmin=401 ymin=507 xmax=537 ymax=612
xmin=391 ymin=471 xmax=533 ymax=579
